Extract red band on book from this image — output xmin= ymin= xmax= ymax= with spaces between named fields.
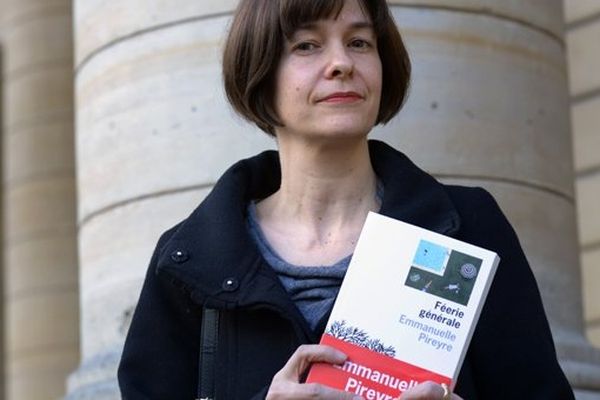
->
xmin=306 ymin=334 xmax=451 ymax=399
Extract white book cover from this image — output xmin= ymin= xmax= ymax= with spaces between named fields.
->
xmin=307 ymin=212 xmax=500 ymax=399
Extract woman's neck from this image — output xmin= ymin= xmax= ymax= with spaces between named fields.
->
xmin=255 ymin=136 xmax=379 ymax=266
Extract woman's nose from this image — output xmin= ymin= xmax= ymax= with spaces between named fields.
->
xmin=324 ymin=45 xmax=354 ymax=79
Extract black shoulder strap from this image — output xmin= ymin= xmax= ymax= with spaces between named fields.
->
xmin=197 ymin=308 xmax=219 ymax=400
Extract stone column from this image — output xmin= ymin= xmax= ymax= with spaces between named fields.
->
xmin=564 ymin=0 xmax=600 ymax=349
xmin=0 ymin=0 xmax=79 ymax=399
xmin=373 ymin=1 xmax=600 ymax=398
xmin=67 ymin=1 xmax=272 ymax=398
xmin=68 ymin=0 xmax=600 ymax=399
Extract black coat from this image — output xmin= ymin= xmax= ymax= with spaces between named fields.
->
xmin=118 ymin=140 xmax=574 ymax=399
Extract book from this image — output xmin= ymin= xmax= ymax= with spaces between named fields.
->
xmin=306 ymin=212 xmax=499 ymax=399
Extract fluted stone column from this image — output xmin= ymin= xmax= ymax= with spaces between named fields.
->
xmin=67 ymin=1 xmax=272 ymax=398
xmin=565 ymin=0 xmax=600 ymax=351
xmin=0 ymin=0 xmax=79 ymax=399
xmin=68 ymin=0 xmax=600 ymax=399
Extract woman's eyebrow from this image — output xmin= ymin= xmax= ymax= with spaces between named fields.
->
xmin=348 ymin=21 xmax=374 ymax=30
xmin=294 ymin=20 xmax=374 ymax=34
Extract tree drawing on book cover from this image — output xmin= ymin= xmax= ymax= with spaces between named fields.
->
xmin=327 ymin=320 xmax=396 ymax=357
xmin=404 ymin=240 xmax=482 ymax=306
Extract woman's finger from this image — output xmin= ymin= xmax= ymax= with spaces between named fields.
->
xmin=266 ymin=344 xmax=362 ymax=399
xmin=295 ymin=383 xmax=363 ymax=400
xmin=268 ymin=380 xmax=363 ymax=400
xmin=276 ymin=344 xmax=348 ymax=381
xmin=398 ymin=380 xmax=442 ymax=399
xmin=397 ymin=381 xmax=463 ymax=399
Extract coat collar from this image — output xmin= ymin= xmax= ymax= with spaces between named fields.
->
xmin=156 ymin=140 xmax=460 ymax=311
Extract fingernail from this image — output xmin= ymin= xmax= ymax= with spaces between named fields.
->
xmin=335 ymin=352 xmax=348 ymax=363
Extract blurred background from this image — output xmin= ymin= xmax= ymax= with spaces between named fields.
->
xmin=0 ymin=0 xmax=599 ymax=399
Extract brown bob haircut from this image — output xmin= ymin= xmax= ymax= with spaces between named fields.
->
xmin=223 ymin=0 xmax=411 ymax=135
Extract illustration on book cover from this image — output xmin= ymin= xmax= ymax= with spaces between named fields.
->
xmin=404 ymin=240 xmax=482 ymax=306
xmin=326 ymin=320 xmax=396 ymax=357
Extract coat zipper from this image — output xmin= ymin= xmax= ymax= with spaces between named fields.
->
xmin=197 ymin=307 xmax=219 ymax=400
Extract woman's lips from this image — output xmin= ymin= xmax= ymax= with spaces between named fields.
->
xmin=318 ymin=92 xmax=363 ymax=103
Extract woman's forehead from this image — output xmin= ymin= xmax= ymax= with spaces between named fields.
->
xmin=280 ymin=0 xmax=371 ymax=37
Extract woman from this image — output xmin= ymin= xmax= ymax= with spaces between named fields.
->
xmin=118 ymin=0 xmax=574 ymax=399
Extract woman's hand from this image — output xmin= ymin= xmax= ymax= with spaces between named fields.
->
xmin=266 ymin=344 xmax=363 ymax=400
xmin=397 ymin=381 xmax=463 ymax=400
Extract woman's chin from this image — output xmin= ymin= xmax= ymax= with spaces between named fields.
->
xmin=283 ymin=129 xmax=371 ymax=145
xmin=284 ymin=122 xmax=374 ymax=141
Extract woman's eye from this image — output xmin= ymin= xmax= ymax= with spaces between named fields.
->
xmin=293 ymin=42 xmax=318 ymax=52
xmin=349 ymin=38 xmax=372 ymax=50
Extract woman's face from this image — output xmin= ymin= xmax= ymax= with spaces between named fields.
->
xmin=273 ymin=0 xmax=382 ymax=141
